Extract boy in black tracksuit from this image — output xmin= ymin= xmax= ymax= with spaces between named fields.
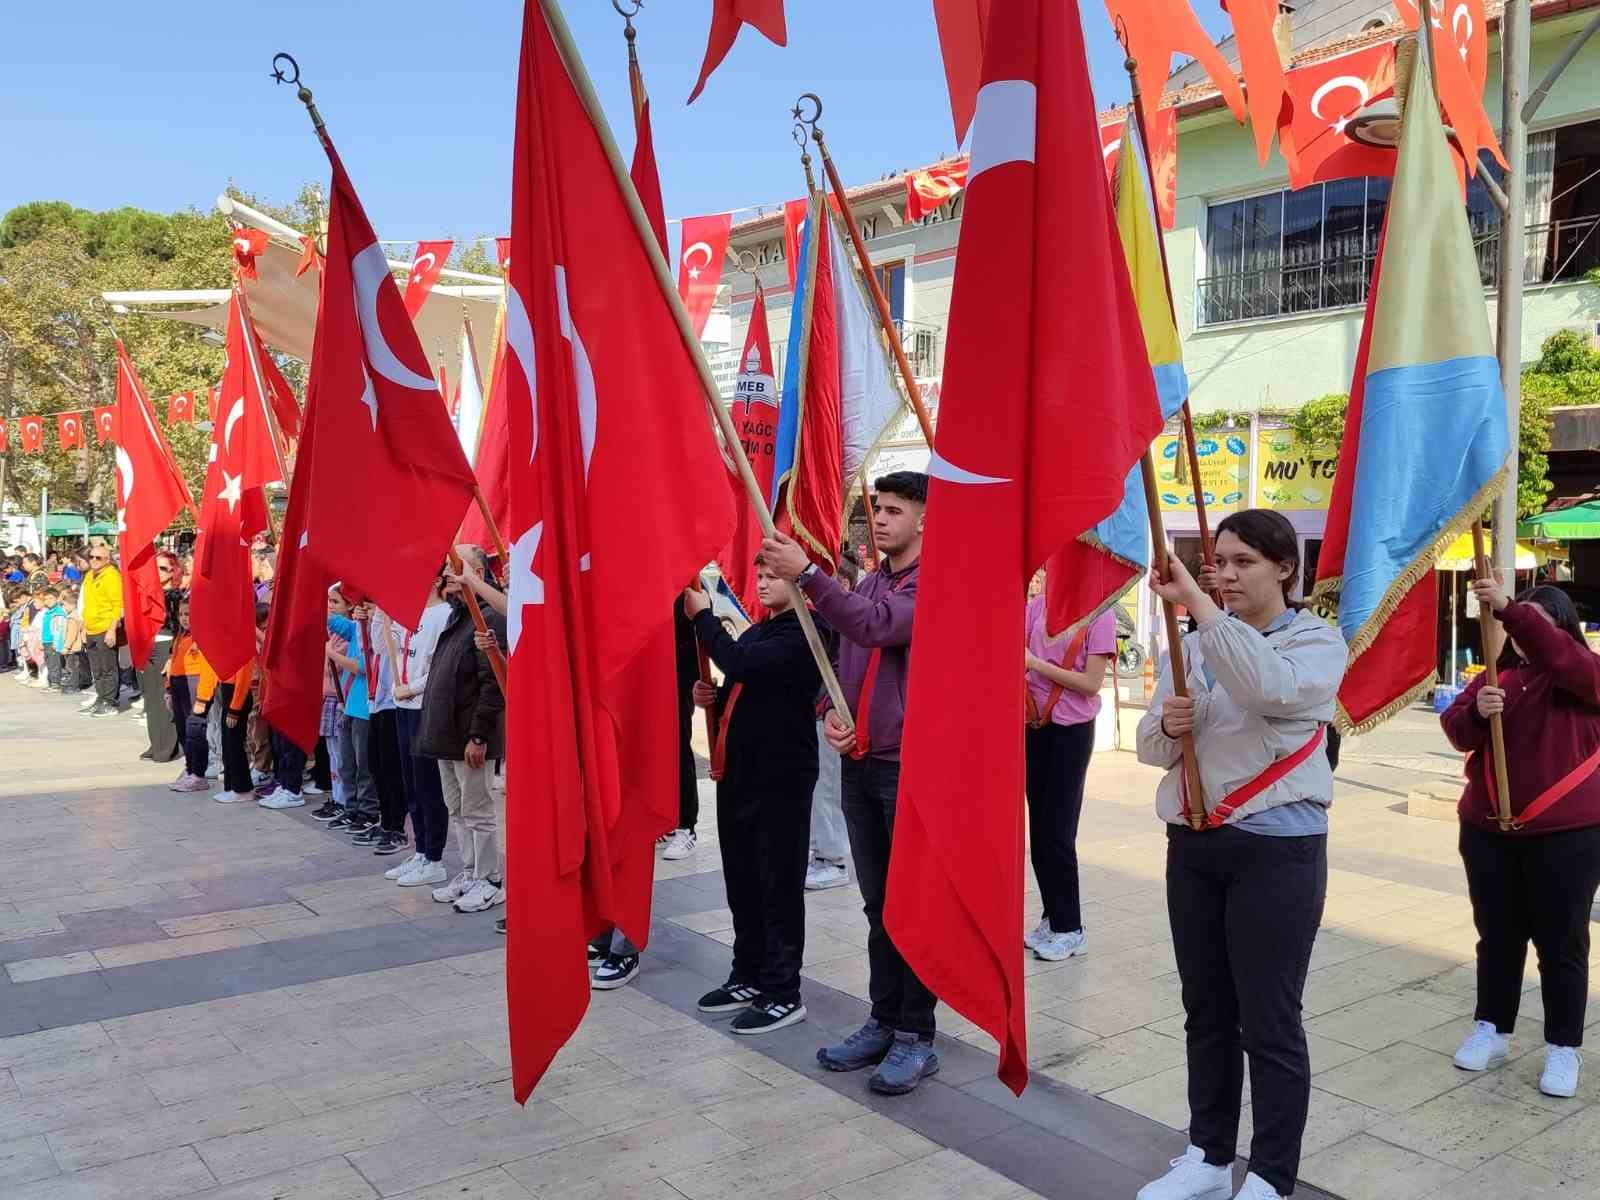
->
xmin=685 ymin=560 xmax=822 ymax=1035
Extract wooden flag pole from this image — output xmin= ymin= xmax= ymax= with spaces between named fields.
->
xmin=1471 ymin=521 xmax=1515 ymax=830
xmin=539 ymin=0 xmax=854 ymax=729
xmin=454 ymin=313 xmax=512 ymax=575
xmin=448 ymin=547 xmax=507 ymax=693
xmin=1142 ymin=454 xmax=1209 ymax=830
xmin=1122 ymin=54 xmax=1222 ymax=608
xmin=857 ymin=464 xmax=880 ymax=571
xmin=797 ymin=95 xmax=937 ymax=446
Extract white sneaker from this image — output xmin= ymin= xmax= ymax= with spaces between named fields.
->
xmin=1034 ymin=928 xmax=1087 ymax=962
xmin=385 ymin=852 xmax=426 ymax=880
xmin=1233 ymin=1173 xmax=1285 ymax=1200
xmin=251 ymin=769 xmax=272 ymax=787
xmin=432 ymin=871 xmax=473 ymax=904
xmin=660 ymin=829 xmax=696 ymax=861
xmin=1022 ymin=916 xmax=1052 ymax=951
xmin=79 ymin=693 xmax=98 ymax=709
xmin=454 ymin=879 xmax=506 ymax=913
xmin=214 ymin=791 xmax=253 ymax=804
xmin=1453 ymin=1020 xmax=1510 ymax=1071
xmin=259 ymin=790 xmax=305 ymax=810
xmin=168 ymin=773 xmax=196 ymax=792
xmin=398 ymin=861 xmax=447 ymax=888
xmin=804 ymin=860 xmax=849 ymax=890
xmin=1540 ymin=1045 xmax=1581 ymax=1098
xmin=303 ymin=781 xmax=325 ymax=796
xmin=204 ymin=766 xmax=220 ymax=780
xmin=1136 ymin=1146 xmax=1232 ymax=1200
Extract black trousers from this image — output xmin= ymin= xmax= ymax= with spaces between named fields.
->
xmin=139 ymin=640 xmax=179 ymax=762
xmin=270 ymin=727 xmax=307 ymax=795
xmin=217 ymin=684 xmax=253 ymax=795
xmin=396 ymin=707 xmax=448 ymax=859
xmin=86 ymin=639 xmax=119 ymax=706
xmin=719 ymin=775 xmax=814 ymax=1001
xmin=1460 ymin=821 xmax=1600 ymax=1047
xmin=842 ymin=755 xmax=937 ymax=1037
xmin=678 ymin=678 xmax=698 ymax=832
xmin=174 ymin=676 xmax=208 ymax=778
xmin=1024 ymin=720 xmax=1095 ymax=933
xmin=311 ymin=735 xmax=332 ymax=793
xmin=369 ymin=709 xmax=407 ymax=833
xmin=44 ymin=648 xmax=63 ymax=687
xmin=1167 ymin=824 xmax=1327 ymax=1199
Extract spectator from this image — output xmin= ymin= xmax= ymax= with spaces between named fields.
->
xmin=79 ymin=541 xmax=123 ymax=717
xmin=385 ymin=575 xmax=452 ymax=888
xmin=197 ymin=606 xmax=263 ymax=805
xmin=167 ymin=598 xmax=211 ymax=793
xmin=136 ymin=553 xmax=183 ymax=763
xmin=327 ymin=590 xmax=378 ymax=835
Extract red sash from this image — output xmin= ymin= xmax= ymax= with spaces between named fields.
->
xmin=1486 ymin=743 xmax=1600 ymax=830
xmin=710 ymin=683 xmax=743 ymax=782
xmin=1180 ymin=726 xmax=1327 ymax=829
xmin=1025 ymin=626 xmax=1090 ymax=730
xmin=851 ymin=572 xmax=914 ymax=760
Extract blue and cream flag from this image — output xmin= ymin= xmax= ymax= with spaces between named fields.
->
xmin=1313 ymin=46 xmax=1510 ymax=731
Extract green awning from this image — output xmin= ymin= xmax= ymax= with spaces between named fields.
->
xmin=43 ymin=511 xmax=89 ymax=537
xmin=1520 ymin=499 xmax=1600 ymax=540
xmin=87 ymin=520 xmax=117 ymax=536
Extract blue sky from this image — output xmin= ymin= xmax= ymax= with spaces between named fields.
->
xmin=0 ymin=1 xmax=1229 ymax=243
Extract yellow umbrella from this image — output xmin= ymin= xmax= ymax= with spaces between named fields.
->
xmin=1435 ymin=533 xmax=1542 ymax=572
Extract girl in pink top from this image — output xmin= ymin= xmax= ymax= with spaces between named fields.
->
xmin=1022 ymin=599 xmax=1116 ymax=961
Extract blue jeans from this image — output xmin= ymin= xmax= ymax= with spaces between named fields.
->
xmin=337 ymin=715 xmax=378 ymax=822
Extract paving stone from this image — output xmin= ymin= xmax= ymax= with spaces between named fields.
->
xmin=153 ymin=1155 xmax=377 ymax=1200
xmin=661 ymin=1119 xmax=904 ymax=1200
xmin=45 ymin=1081 xmax=295 ymax=1171
xmin=1298 ymin=1133 xmax=1463 ymax=1200
xmin=0 ymin=1133 xmax=60 ymax=1188
xmin=1313 ymin=1041 xmax=1470 ymax=1114
xmin=1 ymin=1145 xmax=216 ymax=1200
xmin=195 ymin=1091 xmax=443 ymax=1184
xmin=347 ymin=1102 xmax=590 ymax=1195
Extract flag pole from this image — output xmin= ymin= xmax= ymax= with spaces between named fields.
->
xmin=1121 ymin=50 xmax=1222 ymax=607
xmin=448 ymin=546 xmax=508 ymax=693
xmin=456 ymin=313 xmax=512 ymax=572
xmin=857 ymin=464 xmax=880 ymax=571
xmin=537 ymin=0 xmax=856 ymax=730
xmin=1470 ymin=522 xmax=1514 ymax=829
xmin=796 ymin=96 xmax=936 ymax=446
xmin=230 ymin=269 xmax=294 ymax=551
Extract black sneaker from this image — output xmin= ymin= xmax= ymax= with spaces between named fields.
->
xmin=732 ymin=997 xmax=807 ymax=1036
xmin=591 ymin=953 xmax=639 ymax=990
xmin=697 ymin=981 xmax=761 ymax=1014
xmin=372 ymin=831 xmax=407 ymax=855
xmin=348 ymin=820 xmax=379 ymax=841
xmin=311 ymin=801 xmax=340 ymax=821
xmin=327 ymin=813 xmax=354 ymax=831
xmin=495 ymin=917 xmax=507 ymax=936
xmin=586 ymin=934 xmax=610 ymax=965
xmin=90 ymin=704 xmax=120 ymax=718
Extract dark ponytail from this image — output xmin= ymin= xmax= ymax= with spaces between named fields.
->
xmin=1214 ymin=509 xmax=1302 ymax=606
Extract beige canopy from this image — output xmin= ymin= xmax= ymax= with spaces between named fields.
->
xmin=101 ymin=195 xmax=502 ymax=396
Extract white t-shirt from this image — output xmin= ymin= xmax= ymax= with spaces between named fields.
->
xmin=395 ymin=601 xmax=452 ymax=711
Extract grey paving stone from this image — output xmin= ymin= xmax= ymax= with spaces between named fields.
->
xmin=959 ymin=1124 xmax=1149 ymax=1200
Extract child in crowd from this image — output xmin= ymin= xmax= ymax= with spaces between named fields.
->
xmin=38 ymin=587 xmax=64 ymax=690
xmin=196 ymin=605 xmax=264 ymax=805
xmin=360 ymin=605 xmax=410 ymax=856
xmin=325 ymin=588 xmax=378 ymax=835
xmin=166 ymin=598 xmax=211 ymax=792
xmin=383 ymin=575 xmax=452 ymax=888
xmin=312 ymin=587 xmax=352 ymax=825
xmin=57 ymin=589 xmax=85 ymax=694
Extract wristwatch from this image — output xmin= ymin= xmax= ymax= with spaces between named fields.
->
xmin=798 ymin=563 xmax=818 ymax=583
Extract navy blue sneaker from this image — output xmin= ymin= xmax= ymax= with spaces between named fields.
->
xmin=816 ymin=1019 xmax=895 ymax=1072
xmin=868 ymin=1032 xmax=939 ymax=1095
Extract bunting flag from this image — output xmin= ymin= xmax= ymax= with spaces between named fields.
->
xmin=771 ymin=195 xmax=904 ymax=571
xmin=1279 ymin=42 xmax=1400 ymax=189
xmin=1399 ymin=0 xmax=1504 ymax=173
xmin=167 ymin=391 xmax=196 ymax=425
xmin=504 ymin=0 xmax=735 ymax=1100
xmin=1103 ymin=0 xmax=1245 ymax=124
xmin=677 ymin=213 xmax=733 ymax=340
xmin=231 ymin=227 xmax=269 ymax=279
xmin=294 ymin=234 xmax=322 ymax=278
xmin=715 ymin=287 xmax=779 ymax=621
xmin=452 ymin=320 xmax=487 ymax=466
xmin=932 ymin=0 xmax=991 ymax=145
xmin=190 ymin=294 xmax=283 ymax=678
xmin=401 ymin=240 xmax=453 ymax=318
xmin=19 ymin=415 xmax=44 ymax=453
xmin=687 ymin=0 xmax=787 ymax=103
xmin=56 ymin=412 xmax=85 ymax=451
xmin=93 ymin=406 xmax=116 ymax=444
xmin=1312 ymin=46 xmax=1509 ymax=732
xmin=0 ymin=422 xmax=6 ymax=452
xmin=1046 ymin=109 xmax=1189 ymax=637
xmin=906 ymin=159 xmax=969 ymax=221
xmin=113 ymin=341 xmax=196 ymax=669
xmin=887 ymin=0 xmax=1163 ymax=1096
xmin=1224 ymin=0 xmax=1295 ymax=168
xmin=291 ymin=134 xmax=478 ymax=630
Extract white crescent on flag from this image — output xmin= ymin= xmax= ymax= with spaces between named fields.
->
xmin=352 ymin=243 xmax=438 ymax=393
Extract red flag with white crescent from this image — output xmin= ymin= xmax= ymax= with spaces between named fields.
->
xmin=56 ymin=412 xmax=85 ymax=451
xmin=93 ymin=406 xmax=116 ymax=444
xmin=167 ymin=392 xmax=195 ymax=425
xmin=504 ymin=0 xmax=735 ymax=1101
xmin=0 ymin=422 xmax=7 ymax=453
xmin=782 ymin=197 xmax=807 ymax=290
xmin=402 ymin=240 xmax=453 ymax=318
xmin=1279 ymin=43 xmax=1400 ymax=189
xmin=232 ymin=227 xmax=268 ymax=280
xmin=18 ymin=415 xmax=44 ymax=453
xmin=715 ymin=288 xmax=778 ymax=620
xmin=676 ymin=214 xmax=732 ymax=340
xmin=1100 ymin=108 xmax=1178 ymax=230
xmin=1397 ymin=0 xmax=1503 ymax=172
xmin=905 ymin=160 xmax=969 ymax=221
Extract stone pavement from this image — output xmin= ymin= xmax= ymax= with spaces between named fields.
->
xmin=0 ymin=679 xmax=1589 ymax=1200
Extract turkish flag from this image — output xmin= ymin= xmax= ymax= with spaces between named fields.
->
xmin=1105 ymin=0 xmax=1245 ymax=124
xmin=167 ymin=392 xmax=195 ymax=425
xmin=687 ymin=0 xmax=787 ymax=103
xmin=401 ymin=240 xmax=453 ymax=319
xmin=906 ymin=160 xmax=969 ymax=221
xmin=630 ymin=99 xmax=668 ymax=258
xmin=1100 ymin=109 xmax=1177 ymax=229
xmin=190 ymin=294 xmax=282 ymax=678
xmin=458 ymin=316 xmax=509 ymax=554
xmin=782 ymin=197 xmax=808 ymax=290
xmin=886 ymin=0 xmax=1163 ymax=1096
xmin=56 ymin=412 xmax=85 ymax=451
xmin=677 ymin=214 xmax=732 ymax=340
xmin=932 ymin=0 xmax=991 ymax=145
xmin=0 ymin=422 xmax=6 ymax=452
xmin=1398 ymin=0 xmax=1504 ymax=173
xmin=255 ymin=334 xmax=301 ymax=445
xmin=232 ymin=227 xmax=269 ymax=280
xmin=504 ymin=0 xmax=735 ymax=1100
xmin=93 ymin=406 xmax=116 ymax=444
xmin=1279 ymin=43 xmax=1400 ymax=190
xmin=1225 ymin=0 xmax=1295 ymax=168
xmin=113 ymin=341 xmax=196 ymax=668
xmin=495 ymin=237 xmax=512 ymax=271
xmin=18 ymin=415 xmax=44 ymax=453
xmin=715 ymin=288 xmax=778 ymax=620
xmin=294 ymin=139 xmax=477 ymax=630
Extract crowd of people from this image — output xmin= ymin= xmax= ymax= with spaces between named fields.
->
xmin=4 ymin=476 xmax=1599 ymax=1200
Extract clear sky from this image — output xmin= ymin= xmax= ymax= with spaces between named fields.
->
xmin=0 ymin=1 xmax=1230 ymax=243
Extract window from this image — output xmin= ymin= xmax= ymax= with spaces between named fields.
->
xmin=874 ymin=261 xmax=906 ymax=323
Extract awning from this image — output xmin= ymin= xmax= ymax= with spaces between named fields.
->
xmin=43 ymin=512 xmax=90 ymax=537
xmin=1521 ymin=498 xmax=1600 ymax=540
xmin=101 ymin=196 xmax=501 ymax=395
xmin=1435 ymin=532 xmax=1543 ymax=571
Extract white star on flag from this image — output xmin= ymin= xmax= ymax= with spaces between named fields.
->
xmin=217 ymin=470 xmax=242 ymax=514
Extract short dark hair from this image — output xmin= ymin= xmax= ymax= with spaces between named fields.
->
xmin=254 ymin=602 xmax=271 ymax=628
xmin=873 ymin=471 xmax=928 ymax=506
xmin=1498 ymin=584 xmax=1586 ymax=671
xmin=1216 ymin=509 xmax=1301 ymax=603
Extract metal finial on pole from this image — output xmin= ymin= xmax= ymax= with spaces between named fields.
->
xmin=270 ymin=54 xmax=328 ymax=143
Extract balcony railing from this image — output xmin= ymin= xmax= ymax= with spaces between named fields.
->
xmin=893 ymin=318 xmax=941 ymax=377
xmin=1197 ymin=215 xmax=1598 ymax=328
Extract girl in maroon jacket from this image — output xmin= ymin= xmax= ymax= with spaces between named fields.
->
xmin=1441 ymin=580 xmax=1600 ymax=1099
